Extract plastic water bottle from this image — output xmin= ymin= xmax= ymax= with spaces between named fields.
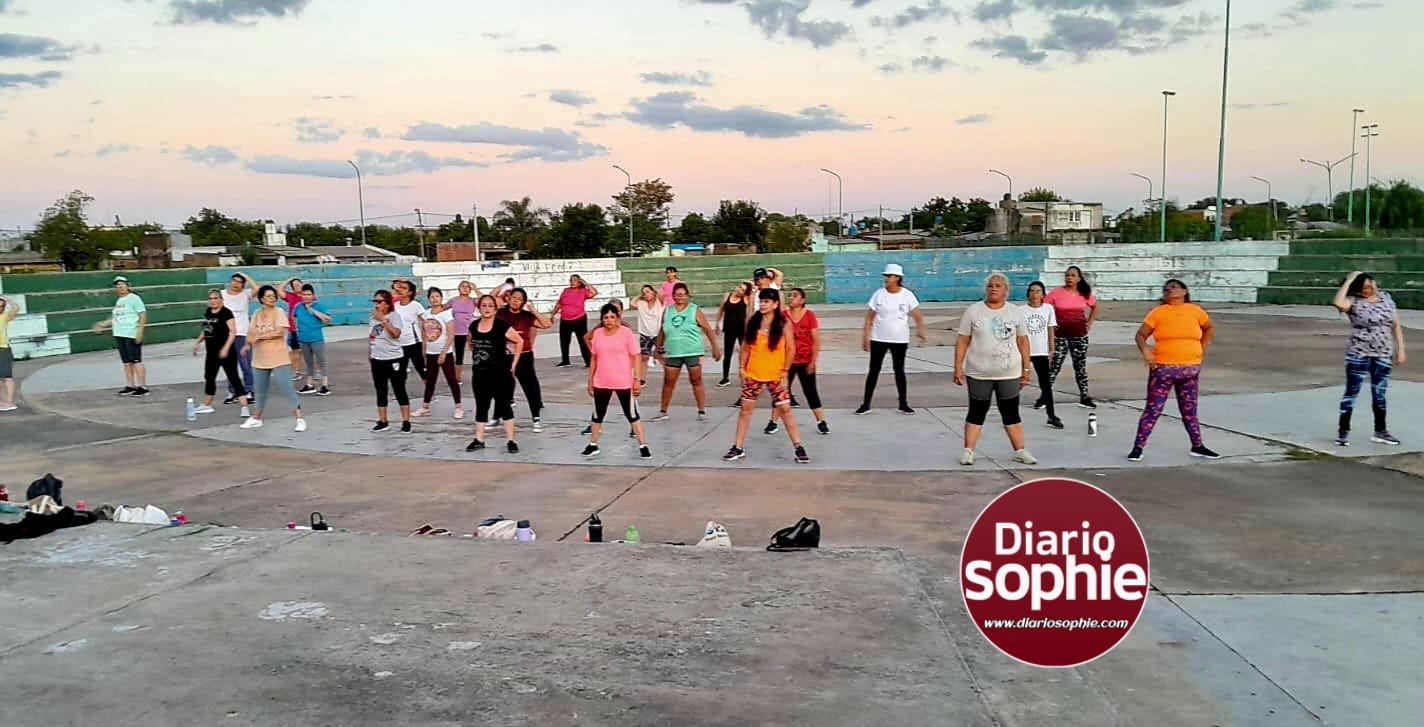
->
xmin=1088 ymin=412 xmax=1098 ymax=437
xmin=185 ymin=398 xmax=197 ymax=421
xmin=515 ymin=519 xmax=534 ymax=542
xmin=587 ymin=513 xmax=603 ymax=543
xmin=175 ymin=511 xmax=188 ymax=525
xmin=625 ymin=524 xmax=641 ymax=544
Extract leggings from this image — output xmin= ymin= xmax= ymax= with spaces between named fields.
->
xmin=1050 ymin=335 xmax=1090 ymax=398
xmin=1340 ymin=354 xmax=1391 ymax=434
xmin=559 ymin=317 xmax=591 ymax=366
xmin=722 ymin=328 xmax=743 ymax=381
xmin=300 ymin=342 xmax=327 ymax=380
xmin=512 ymin=352 xmax=543 ymax=419
xmin=453 ymin=335 xmax=468 ymax=366
xmin=1133 ymin=364 xmax=1202 ymax=449
xmin=592 ymin=388 xmax=640 ymax=423
xmin=204 ymin=350 xmax=247 ymax=398
xmin=253 ymin=366 xmax=300 ymax=413
xmin=228 ymin=335 xmax=254 ymax=396
xmin=422 ymin=353 xmax=462 ymax=404
xmin=370 ymin=358 xmax=410 ymax=409
xmin=966 ymin=377 xmax=1022 ymax=426
xmin=472 ymin=368 xmax=515 ymax=423
xmin=788 ymin=362 xmax=822 ymax=410
xmin=1030 ymin=355 xmax=1056 ymax=419
xmin=863 ymin=340 xmax=909 ymax=408
xmin=401 ymin=342 xmax=427 ymax=379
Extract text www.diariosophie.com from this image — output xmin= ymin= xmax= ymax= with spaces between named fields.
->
xmin=982 ymin=617 xmax=1130 ymax=630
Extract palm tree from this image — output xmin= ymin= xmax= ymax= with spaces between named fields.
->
xmin=493 ymin=197 xmax=550 ymax=252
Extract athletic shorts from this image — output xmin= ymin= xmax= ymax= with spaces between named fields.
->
xmin=639 ymin=334 xmax=657 ymax=357
xmin=664 ymin=355 xmax=702 ymax=369
xmin=966 ymin=377 xmax=1021 ymax=401
xmin=0 ymin=347 xmax=12 ymax=379
xmin=288 ymin=330 xmax=301 ymax=350
xmin=115 ymin=337 xmax=142 ymax=364
xmin=741 ymin=378 xmax=789 ymax=404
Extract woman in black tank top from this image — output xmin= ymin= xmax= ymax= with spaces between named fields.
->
xmin=716 ymin=282 xmax=753 ymax=386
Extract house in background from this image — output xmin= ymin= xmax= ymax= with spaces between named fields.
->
xmin=989 ymin=195 xmax=1106 ymax=243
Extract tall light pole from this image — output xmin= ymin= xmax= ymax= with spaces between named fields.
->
xmin=346 ymin=159 xmax=366 ymax=247
xmin=1361 ymin=124 xmax=1380 ymax=237
xmin=819 ymin=168 xmax=843 ymax=234
xmin=1249 ymin=175 xmax=1273 ymax=231
xmin=1129 ymin=172 xmax=1154 ymax=209
xmin=1160 ymin=90 xmax=1176 ymax=242
xmin=1300 ymin=155 xmax=1354 ymax=221
xmin=1212 ymin=0 xmax=1231 ymax=241
xmin=612 ymin=164 xmax=633 ymax=257
xmin=1348 ymin=107 xmax=1364 ymax=224
xmin=988 ymin=168 xmax=1012 ymax=200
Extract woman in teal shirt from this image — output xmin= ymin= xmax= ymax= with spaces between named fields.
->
xmin=653 ymin=282 xmax=720 ymax=422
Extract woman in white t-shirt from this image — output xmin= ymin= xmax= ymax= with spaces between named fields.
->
xmin=415 ymin=286 xmax=463 ymax=419
xmin=392 ymin=279 xmax=428 ymax=380
xmin=629 ymin=285 xmax=665 ymax=386
xmin=858 ymin=263 xmax=927 ymax=415
xmin=1020 ymin=281 xmax=1063 ymax=430
xmin=953 ymin=272 xmax=1035 ymax=466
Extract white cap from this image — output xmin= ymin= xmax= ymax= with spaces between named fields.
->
xmin=882 ymin=263 xmax=904 ymax=277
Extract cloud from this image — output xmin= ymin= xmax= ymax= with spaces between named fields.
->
xmin=876 ymin=62 xmax=902 ymax=73
xmin=972 ymin=0 xmax=1017 ymax=21
xmin=972 ymin=35 xmax=1046 ymax=64
xmin=293 ymin=117 xmax=345 ymax=143
xmin=1039 ymin=13 xmax=1121 ymax=57
xmin=851 ymin=0 xmax=876 ymax=6
xmin=480 ymin=32 xmax=512 ymax=39
xmin=549 ymin=89 xmax=596 ymax=107
xmin=624 ymin=91 xmax=870 ymax=139
xmin=54 ymin=150 xmax=71 ymax=158
xmin=699 ymin=0 xmax=853 ymax=48
xmin=401 ymin=121 xmax=608 ymax=162
xmin=955 ymin=113 xmax=991 ymax=124
xmin=911 ymin=54 xmax=954 ymax=72
xmin=246 ymin=149 xmax=485 ymax=178
xmin=871 ymin=0 xmax=960 ymax=28
xmin=310 ymin=94 xmax=356 ymax=101
xmin=512 ymin=43 xmax=559 ymax=53
xmin=0 ymin=70 xmax=62 ymax=88
xmin=182 ymin=144 xmax=240 ymax=165
xmin=1230 ymin=101 xmax=1292 ymax=110
xmin=95 ymin=144 xmax=134 ymax=157
xmin=640 ymin=70 xmax=714 ymax=86
xmin=0 ymin=33 xmax=80 ymax=61
xmin=362 ymin=126 xmax=382 ymax=139
xmin=168 ymin=0 xmax=312 ymax=25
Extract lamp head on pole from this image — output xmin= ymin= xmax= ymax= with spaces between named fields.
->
xmin=1353 ymin=107 xmax=1365 ymax=113
xmin=1162 ymin=90 xmax=1176 ymax=97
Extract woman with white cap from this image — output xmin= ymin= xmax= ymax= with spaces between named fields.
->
xmin=857 ymin=263 xmax=926 ymax=415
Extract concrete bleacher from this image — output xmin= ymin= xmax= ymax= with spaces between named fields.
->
xmin=415 ymin=258 xmax=625 ymax=316
xmin=1043 ymin=241 xmax=1290 ymax=303
xmin=1258 ymin=239 xmax=1424 ymax=309
xmin=618 ymin=253 xmax=826 ymax=310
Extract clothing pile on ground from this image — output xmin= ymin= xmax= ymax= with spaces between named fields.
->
xmin=0 ymin=474 xmax=99 ymax=544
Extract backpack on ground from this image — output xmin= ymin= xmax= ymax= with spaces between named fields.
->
xmin=767 ymin=517 xmax=820 ymax=552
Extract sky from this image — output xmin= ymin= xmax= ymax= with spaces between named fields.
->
xmin=0 ymin=0 xmax=1418 ymax=231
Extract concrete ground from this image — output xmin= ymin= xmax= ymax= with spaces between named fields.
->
xmin=2 ymin=301 xmax=1422 ymax=726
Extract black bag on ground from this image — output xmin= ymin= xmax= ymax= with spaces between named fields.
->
xmin=26 ymin=473 xmax=63 ymax=505
xmin=767 ymin=517 xmax=820 ymax=552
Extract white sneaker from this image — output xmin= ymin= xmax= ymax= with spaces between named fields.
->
xmin=453 ymin=407 xmax=465 ymax=420
xmin=193 ymin=405 xmax=215 ymax=414
xmin=1013 ymin=449 xmax=1038 ymax=465
xmin=240 ymin=417 xmax=263 ymax=429
xmin=0 ymin=404 xmax=17 ymax=412
xmin=532 ymin=418 xmax=543 ymax=433
xmin=294 ymin=418 xmax=307 ymax=433
xmin=959 ymin=448 xmax=975 ymax=466
xmin=240 ymin=406 xmax=251 ymax=418
xmin=412 ymin=406 xmax=430 ymax=417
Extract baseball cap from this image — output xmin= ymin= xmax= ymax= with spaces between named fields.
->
xmin=112 ymin=275 xmax=130 ymax=285
xmin=882 ymin=263 xmax=904 ymax=277
xmin=753 ymin=267 xmax=769 ymax=279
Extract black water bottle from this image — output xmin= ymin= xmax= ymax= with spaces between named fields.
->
xmin=588 ymin=513 xmax=603 ymax=543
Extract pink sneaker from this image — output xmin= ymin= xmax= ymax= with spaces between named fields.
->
xmin=453 ymin=407 xmax=465 ymax=420
xmin=412 ymin=406 xmax=430 ymax=418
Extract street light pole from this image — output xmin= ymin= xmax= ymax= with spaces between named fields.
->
xmin=1348 ymin=107 xmax=1364 ymax=224
xmin=1300 ymin=155 xmax=1355 ymax=221
xmin=820 ymin=168 xmax=843 ymax=235
xmin=1361 ymin=124 xmax=1380 ymax=237
xmin=1161 ymin=90 xmax=1175 ymax=243
xmin=1212 ymin=0 xmax=1231 ymax=242
xmin=612 ymin=164 xmax=633 ymax=257
xmin=1129 ymin=172 xmax=1153 ymax=210
xmin=1249 ymin=175 xmax=1273 ymax=231
xmin=346 ymin=160 xmax=365 ymax=247
xmin=988 ymin=168 xmax=1012 ymax=200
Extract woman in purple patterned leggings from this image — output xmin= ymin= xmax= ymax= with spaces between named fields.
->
xmin=1128 ymin=279 xmax=1220 ymax=462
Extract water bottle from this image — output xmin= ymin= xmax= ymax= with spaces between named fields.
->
xmin=587 ymin=513 xmax=603 ymax=543
xmin=515 ymin=519 xmax=534 ymax=542
xmin=185 ymin=398 xmax=197 ymax=421
xmin=1088 ymin=412 xmax=1098 ymax=437
xmin=625 ymin=524 xmax=641 ymax=544
xmin=175 ymin=511 xmax=188 ymax=525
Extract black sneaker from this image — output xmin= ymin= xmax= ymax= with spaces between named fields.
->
xmin=1079 ymin=397 xmax=1097 ymax=409
xmin=764 ymin=420 xmax=779 ymax=435
xmin=581 ymin=424 xmax=593 ymax=435
xmin=1189 ymin=445 xmax=1221 ymax=459
xmin=717 ymin=378 xmax=731 ymax=388
xmin=223 ymin=394 xmax=240 ymax=405
xmin=507 ymin=441 xmax=519 ymax=454
xmin=1372 ymin=431 xmax=1401 ymax=445
xmin=1335 ymin=432 xmax=1350 ymax=447
xmin=639 ymin=445 xmax=653 ymax=459
xmin=555 ymin=361 xmax=572 ymax=368
xmin=723 ymin=446 xmax=746 ymax=461
xmin=790 ymin=396 xmax=801 ymax=408
xmin=1127 ymin=446 xmax=1144 ymax=462
xmin=465 ymin=438 xmax=485 ymax=451
xmin=316 ymin=386 xmax=331 ymax=396
xmin=1047 ymin=417 xmax=1065 ymax=430
xmin=298 ymin=385 xmax=317 ymax=395
xmin=400 ymin=421 xmax=411 ymax=434
xmin=372 ymin=421 xmax=390 ymax=432
xmin=1033 ymin=398 xmax=1047 ymax=410
xmin=582 ymin=443 xmax=600 ymax=457
xmin=728 ymin=399 xmax=740 ymax=408
xmin=629 ymin=429 xmax=636 ymax=438
xmin=794 ymin=445 xmax=810 ymax=464
xmin=117 ymin=386 xmax=136 ymax=396
xmin=854 ymin=404 xmax=871 ymax=415
xmin=817 ymin=420 xmax=830 ymax=435
xmin=897 ymin=404 xmax=915 ymax=415
xmin=130 ymin=387 xmax=150 ymax=397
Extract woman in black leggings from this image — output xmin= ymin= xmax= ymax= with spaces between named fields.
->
xmin=858 ymin=264 xmax=927 ymax=415
xmin=368 ymin=289 xmax=412 ymax=433
xmin=497 ymin=288 xmax=551 ymax=432
xmin=715 ymin=281 xmax=752 ymax=387
xmin=465 ymin=294 xmax=525 ymax=454
xmin=192 ymin=289 xmax=250 ymax=417
xmin=768 ymin=288 xmax=830 ymax=436
xmin=553 ymin=274 xmax=598 ymax=367
xmin=415 ymin=287 xmax=463 ymax=419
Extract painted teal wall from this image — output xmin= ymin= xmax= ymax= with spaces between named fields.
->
xmin=207 ymin=265 xmax=413 ymax=326
xmin=826 ymin=247 xmax=1049 ymax=303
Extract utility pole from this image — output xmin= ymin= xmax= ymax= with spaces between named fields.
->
xmin=820 ymin=168 xmax=843 ymax=236
xmin=1249 ymin=175 xmax=1274 ymax=232
xmin=612 ymin=165 xmax=633 ymax=257
xmin=1361 ymin=124 xmax=1380 ymax=237
xmin=414 ymin=208 xmax=425 ymax=260
xmin=346 ymin=160 xmax=365 ymax=247
xmin=1213 ymin=0 xmax=1231 ymax=242
xmin=472 ymin=203 xmax=481 ymax=262
xmin=1161 ymin=90 xmax=1176 ymax=243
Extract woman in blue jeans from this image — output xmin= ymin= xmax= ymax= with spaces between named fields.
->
xmin=1332 ymin=271 xmax=1407 ymax=446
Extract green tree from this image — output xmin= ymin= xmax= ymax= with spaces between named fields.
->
xmin=963 ymin=198 xmax=994 ymax=233
xmin=765 ymin=219 xmax=810 ymax=253
xmin=182 ymin=208 xmax=263 ymax=248
xmin=675 ymin=212 xmax=718 ymax=246
xmin=368 ymin=226 xmax=420 ymax=256
xmin=712 ymin=200 xmax=766 ymax=250
xmin=287 ymin=222 xmax=353 ymax=247
xmin=493 ymin=197 xmax=550 ymax=253
xmin=610 ymin=179 xmax=675 ymax=255
xmin=1334 ymin=180 xmax=1424 ymax=231
xmin=545 ymin=203 xmax=610 ymax=258
xmin=1228 ymin=206 xmax=1279 ymax=240
xmin=1299 ymin=203 xmax=1330 ymax=222
xmin=33 ymin=190 xmax=101 ymax=270
xmin=1019 ymin=187 xmax=1060 ymax=202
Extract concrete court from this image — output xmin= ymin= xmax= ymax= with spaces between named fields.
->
xmin=2 ymin=301 xmax=1423 ymax=726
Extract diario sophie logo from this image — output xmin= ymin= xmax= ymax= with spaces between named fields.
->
xmin=960 ymin=477 xmax=1150 ymax=668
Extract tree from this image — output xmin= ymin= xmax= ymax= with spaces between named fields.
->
xmin=711 ymin=200 xmax=766 ymax=250
xmin=610 ymin=179 xmax=675 ymax=255
xmin=963 ymin=198 xmax=994 ymax=233
xmin=1019 ymin=187 xmax=1061 ymax=202
xmin=1117 ymin=203 xmax=1213 ymax=242
xmin=1299 ymin=203 xmax=1330 ymax=222
xmin=1228 ymin=206 xmax=1279 ymax=240
xmin=545 ymin=203 xmax=610 ymax=258
xmin=1333 ymin=180 xmax=1424 ymax=231
xmin=182 ymin=208 xmax=263 ymax=248
xmin=493 ymin=197 xmax=550 ymax=253
xmin=675 ymin=212 xmax=718 ymax=246
xmin=33 ymin=190 xmax=100 ymax=270
xmin=287 ymin=222 xmax=353 ymax=247
xmin=765 ymin=219 xmax=811 ymax=253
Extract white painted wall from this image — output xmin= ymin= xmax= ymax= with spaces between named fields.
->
xmin=1043 ymin=241 xmax=1289 ymax=303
